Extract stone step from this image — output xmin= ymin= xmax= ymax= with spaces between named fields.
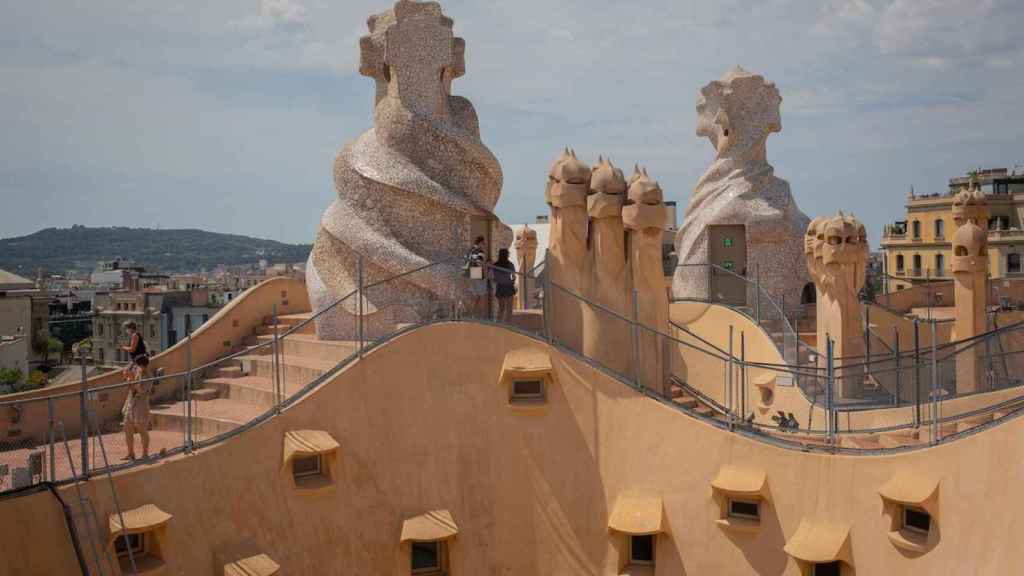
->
xmin=251 ymin=334 xmax=358 ymax=362
xmin=204 ymin=376 xmax=278 ymax=407
xmin=878 ymin=429 xmax=926 ymax=449
xmin=150 ymin=399 xmax=267 ymax=438
xmin=190 ymin=388 xmax=219 ymax=402
xmin=280 ymin=313 xmax=315 ymax=336
xmin=672 ymin=394 xmax=700 ymax=410
xmin=839 ymin=434 xmax=884 ymax=450
xmin=208 ymin=364 xmax=245 ymax=379
xmin=694 ymin=404 xmax=716 ymax=417
xmin=237 ymin=354 xmax=335 ymax=386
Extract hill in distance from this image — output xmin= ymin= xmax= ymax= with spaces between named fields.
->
xmin=0 ymin=226 xmax=312 ymax=275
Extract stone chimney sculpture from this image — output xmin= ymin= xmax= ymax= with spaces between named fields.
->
xmin=546 ymin=149 xmax=591 ymax=350
xmin=307 ymin=0 xmax=508 ymax=339
xmin=584 ymin=157 xmax=630 ymax=374
xmin=514 ymin=226 xmax=538 ymax=310
xmin=674 ymin=67 xmax=810 ymax=309
xmin=623 ymin=168 xmax=670 ymax=392
xmin=951 ymin=184 xmax=989 ymax=393
xmin=811 ymin=213 xmax=869 ymax=398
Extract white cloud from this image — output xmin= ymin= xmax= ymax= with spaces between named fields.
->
xmin=231 ymin=0 xmax=308 ymax=32
xmin=878 ymin=0 xmax=1024 ymax=62
xmin=1 ymin=0 xmax=1022 ymax=247
xmin=810 ymin=0 xmax=877 ymax=48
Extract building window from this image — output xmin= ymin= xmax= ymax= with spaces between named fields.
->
xmin=935 ymin=254 xmax=944 ymax=276
xmin=728 ymin=499 xmax=761 ymax=522
xmin=902 ymin=506 xmax=931 ymax=535
xmin=411 ymin=541 xmax=445 ymax=575
xmin=291 ymin=455 xmax=322 ymax=480
xmin=912 ymin=220 xmax=921 ymax=239
xmin=202 ymin=314 xmax=209 ymax=324
xmin=511 ymin=379 xmax=544 ymax=403
xmin=913 ymin=254 xmax=922 ymax=274
xmin=114 ymin=533 xmax=145 ymax=560
xmin=629 ymin=534 xmax=655 ymax=566
xmin=934 ymin=219 xmax=944 ymax=239
xmin=98 ymin=324 xmax=104 ymax=337
xmin=98 ymin=348 xmax=104 ymax=363
xmin=813 ymin=562 xmax=842 ymax=576
xmin=149 ymin=324 xmax=156 ymax=339
xmin=1010 ymin=254 xmax=1021 ymax=274
xmin=896 ymin=255 xmax=905 ymax=272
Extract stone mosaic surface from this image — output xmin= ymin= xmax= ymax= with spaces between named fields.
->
xmin=673 ymin=67 xmax=810 ymax=310
xmin=307 ymin=1 xmax=508 ymax=339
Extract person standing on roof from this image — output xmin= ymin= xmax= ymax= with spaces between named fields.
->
xmin=464 ymin=236 xmax=489 ymax=318
xmin=120 ymin=321 xmax=148 ymax=376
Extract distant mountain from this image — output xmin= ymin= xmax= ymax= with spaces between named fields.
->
xmin=0 ymin=226 xmax=312 ymax=275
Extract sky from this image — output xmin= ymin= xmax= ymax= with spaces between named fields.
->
xmin=1 ymin=0 xmax=1022 ymax=247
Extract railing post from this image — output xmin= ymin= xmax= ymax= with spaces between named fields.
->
xmin=79 ymin=351 xmax=88 ymax=477
xmin=186 ymin=328 xmax=193 ymax=451
xmin=543 ymin=250 xmax=552 ymax=342
xmin=826 ymin=335 xmax=835 ymax=446
xmin=706 ymin=264 xmax=712 ymax=303
xmin=985 ymin=328 xmax=993 ymax=390
xmin=913 ymin=318 xmax=921 ymax=428
xmin=357 ymin=255 xmax=365 ymax=358
xmin=754 ymin=264 xmax=761 ymax=323
xmin=632 ymin=289 xmax=641 ymax=389
xmin=893 ymin=327 xmax=901 ymax=406
xmin=931 ymin=320 xmax=939 ymax=444
xmin=740 ymin=331 xmax=746 ymax=422
xmin=727 ymin=325 xmax=734 ymax=431
xmin=272 ymin=304 xmax=281 ymax=415
xmin=864 ymin=303 xmax=871 ymax=382
xmin=47 ymin=397 xmax=55 ymax=482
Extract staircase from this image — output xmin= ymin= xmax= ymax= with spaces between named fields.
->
xmin=149 ymin=312 xmax=357 ymax=440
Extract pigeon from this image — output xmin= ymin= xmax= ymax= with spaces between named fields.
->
xmin=786 ymin=413 xmax=800 ymax=431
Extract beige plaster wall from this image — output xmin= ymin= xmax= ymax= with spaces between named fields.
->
xmin=670 ymin=301 xmax=828 ymax=428
xmin=4 ymin=322 xmax=1022 ymax=575
xmin=0 ymin=277 xmax=309 ymax=443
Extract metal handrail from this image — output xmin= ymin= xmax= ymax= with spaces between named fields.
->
xmin=8 ymin=256 xmax=1024 ymax=497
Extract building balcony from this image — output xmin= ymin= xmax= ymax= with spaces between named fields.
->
xmin=989 ymin=229 xmax=1024 ymax=241
xmin=898 ymin=268 xmax=946 ymax=280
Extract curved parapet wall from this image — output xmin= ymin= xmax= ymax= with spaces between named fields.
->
xmin=3 ymin=322 xmax=1024 ymax=574
xmin=0 ymin=277 xmax=309 ymax=442
xmin=308 ymin=1 xmax=508 ymax=340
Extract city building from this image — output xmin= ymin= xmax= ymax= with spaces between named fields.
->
xmin=90 ymin=290 xmax=191 ymax=365
xmin=880 ymin=168 xmax=1024 ymax=292
xmin=0 ymin=336 xmax=28 ymax=375
xmin=0 ymin=269 xmax=51 ymax=369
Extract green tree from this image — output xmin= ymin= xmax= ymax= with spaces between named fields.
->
xmin=22 ymin=370 xmax=47 ymax=391
xmin=34 ymin=334 xmax=65 ymax=366
xmin=0 ymin=368 xmax=23 ymax=394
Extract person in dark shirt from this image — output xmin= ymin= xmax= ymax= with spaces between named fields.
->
xmin=492 ymin=249 xmax=517 ymax=323
xmin=120 ymin=321 xmax=148 ymax=378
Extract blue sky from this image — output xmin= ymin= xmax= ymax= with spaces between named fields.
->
xmin=1 ymin=0 xmax=1022 ymax=246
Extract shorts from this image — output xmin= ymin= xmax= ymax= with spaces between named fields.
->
xmin=496 ymin=284 xmax=516 ymax=298
xmin=470 ymin=279 xmax=488 ymax=296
